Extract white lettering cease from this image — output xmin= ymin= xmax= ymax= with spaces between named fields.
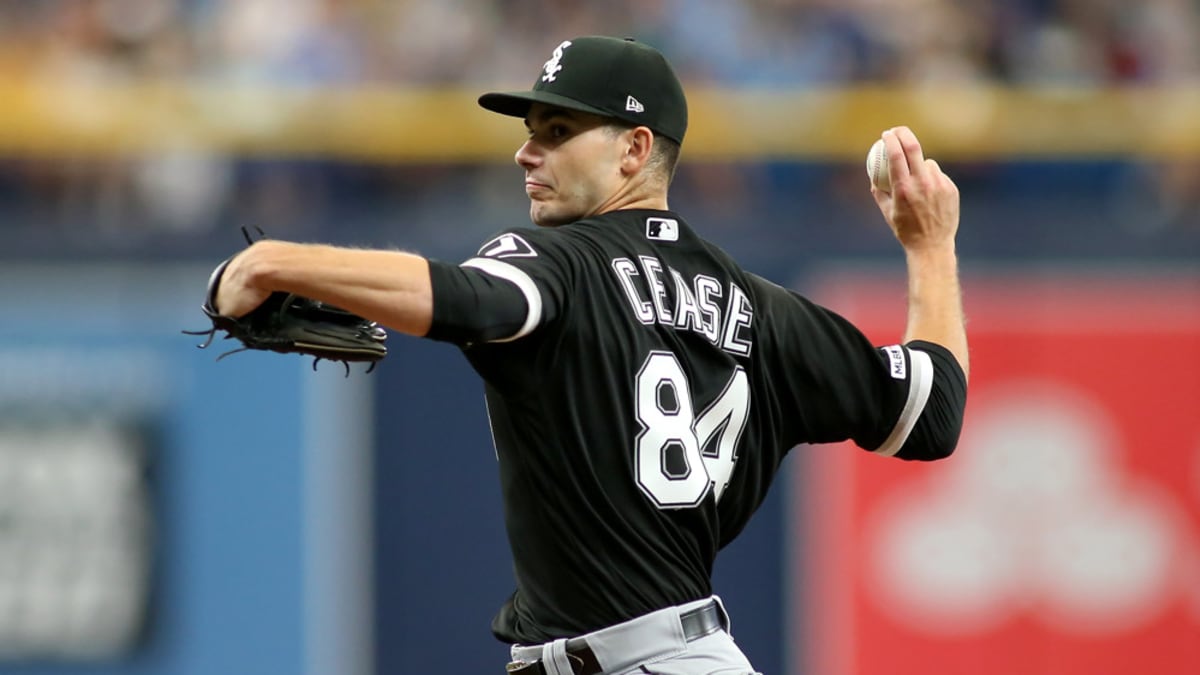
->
xmin=611 ymin=257 xmax=754 ymax=355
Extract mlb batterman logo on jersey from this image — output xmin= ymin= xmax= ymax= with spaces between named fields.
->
xmin=646 ymin=217 xmax=678 ymax=242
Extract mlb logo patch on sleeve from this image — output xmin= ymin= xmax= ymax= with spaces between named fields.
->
xmin=646 ymin=218 xmax=679 ymax=242
xmin=883 ymin=345 xmax=907 ymax=379
xmin=478 ymin=233 xmax=538 ymax=259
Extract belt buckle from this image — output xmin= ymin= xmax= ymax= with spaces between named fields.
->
xmin=503 ymin=652 xmax=585 ymax=674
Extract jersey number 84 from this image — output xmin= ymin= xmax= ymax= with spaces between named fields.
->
xmin=635 ymin=351 xmax=749 ymax=509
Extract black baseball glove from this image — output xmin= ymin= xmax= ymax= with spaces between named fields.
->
xmin=185 ymin=228 xmax=388 ymax=375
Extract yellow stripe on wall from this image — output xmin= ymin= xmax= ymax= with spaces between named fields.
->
xmin=0 ymin=82 xmax=1195 ymax=161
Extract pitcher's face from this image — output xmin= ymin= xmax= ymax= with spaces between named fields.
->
xmin=515 ymin=104 xmax=626 ymax=227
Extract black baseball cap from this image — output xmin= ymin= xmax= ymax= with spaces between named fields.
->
xmin=478 ymin=36 xmax=688 ymax=144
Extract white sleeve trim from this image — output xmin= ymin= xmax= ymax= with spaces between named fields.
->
xmin=461 ymin=257 xmax=543 ymax=343
xmin=873 ymin=348 xmax=934 ymax=457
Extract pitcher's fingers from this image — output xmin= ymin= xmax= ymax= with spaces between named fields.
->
xmin=882 ymin=129 xmax=910 ymax=188
xmin=893 ymin=126 xmax=926 ymax=176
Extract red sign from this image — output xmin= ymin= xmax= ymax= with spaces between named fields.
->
xmin=794 ymin=274 xmax=1200 ymax=675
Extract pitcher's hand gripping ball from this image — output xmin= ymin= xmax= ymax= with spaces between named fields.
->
xmin=184 ymin=228 xmax=388 ymax=375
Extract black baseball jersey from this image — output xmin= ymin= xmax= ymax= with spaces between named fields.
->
xmin=426 ymin=209 xmax=965 ymax=645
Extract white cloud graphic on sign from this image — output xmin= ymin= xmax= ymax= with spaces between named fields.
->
xmin=864 ymin=380 xmax=1191 ymax=637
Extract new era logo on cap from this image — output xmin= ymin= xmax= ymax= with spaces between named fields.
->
xmin=646 ymin=217 xmax=678 ymax=242
xmin=625 ymin=96 xmax=644 ymax=113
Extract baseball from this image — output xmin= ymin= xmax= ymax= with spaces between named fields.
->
xmin=866 ymin=138 xmax=891 ymax=193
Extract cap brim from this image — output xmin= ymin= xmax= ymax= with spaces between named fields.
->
xmin=478 ymin=90 xmax=613 ymax=121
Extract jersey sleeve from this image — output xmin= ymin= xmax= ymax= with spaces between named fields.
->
xmin=425 ymin=260 xmax=531 ymax=344
xmin=752 ymin=276 xmax=965 ymax=460
xmin=427 ymin=228 xmax=576 ymax=345
xmin=886 ymin=339 xmax=967 ymax=460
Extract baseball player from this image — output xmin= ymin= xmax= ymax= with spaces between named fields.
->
xmin=213 ymin=36 xmax=968 ymax=675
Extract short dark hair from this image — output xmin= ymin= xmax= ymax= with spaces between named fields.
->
xmin=648 ymin=133 xmax=681 ymax=186
xmin=606 ymin=123 xmax=681 ymax=187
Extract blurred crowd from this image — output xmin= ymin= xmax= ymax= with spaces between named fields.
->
xmin=1 ymin=0 xmax=1197 ymax=85
xmin=0 ymin=0 xmax=1197 ymax=254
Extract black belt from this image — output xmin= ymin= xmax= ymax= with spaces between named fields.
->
xmin=505 ymin=600 xmax=725 ymax=675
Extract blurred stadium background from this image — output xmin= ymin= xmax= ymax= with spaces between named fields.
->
xmin=0 ymin=1 xmax=1196 ymax=674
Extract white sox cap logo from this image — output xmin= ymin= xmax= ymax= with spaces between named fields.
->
xmin=541 ymin=40 xmax=572 ymax=82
